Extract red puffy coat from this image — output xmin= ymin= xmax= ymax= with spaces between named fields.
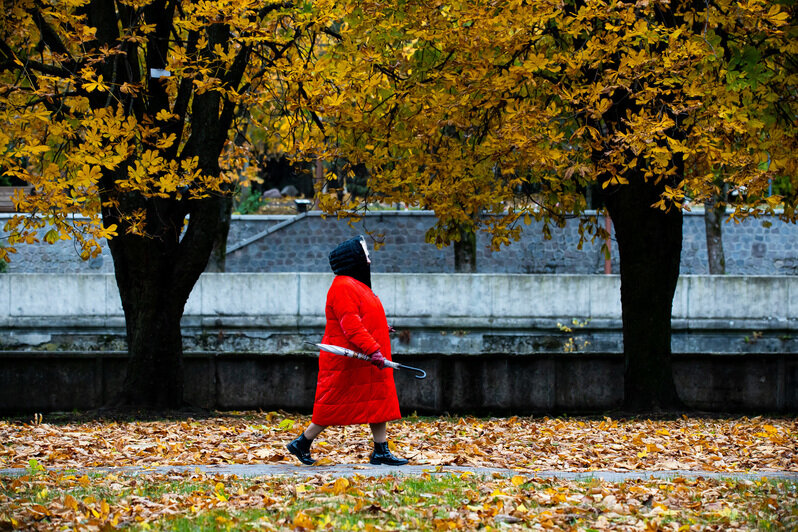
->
xmin=311 ymin=275 xmax=401 ymax=426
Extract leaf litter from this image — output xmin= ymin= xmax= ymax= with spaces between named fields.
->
xmin=1 ymin=413 xmax=795 ymax=472
xmin=1 ymin=413 xmax=796 ymax=530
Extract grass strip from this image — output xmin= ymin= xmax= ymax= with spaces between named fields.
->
xmin=2 ymin=467 xmax=796 ymax=530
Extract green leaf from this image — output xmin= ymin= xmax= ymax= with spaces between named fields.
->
xmin=43 ymin=229 xmax=59 ymax=245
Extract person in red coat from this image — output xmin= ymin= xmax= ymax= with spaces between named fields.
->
xmin=287 ymin=236 xmax=408 ymax=466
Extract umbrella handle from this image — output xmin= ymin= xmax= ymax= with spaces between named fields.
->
xmin=385 ymin=360 xmax=427 ymax=379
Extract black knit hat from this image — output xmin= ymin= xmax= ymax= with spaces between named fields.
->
xmin=329 ymin=236 xmax=367 ymax=275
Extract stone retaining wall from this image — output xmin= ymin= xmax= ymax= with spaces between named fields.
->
xmin=1 ymin=273 xmax=796 ymax=414
xmin=3 ymin=210 xmax=796 ymax=274
xmin=2 ymin=351 xmax=795 ymax=415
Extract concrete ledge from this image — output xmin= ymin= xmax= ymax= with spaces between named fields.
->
xmin=1 ymin=274 xmax=797 ymax=356
xmin=2 ymin=273 xmax=797 ymax=320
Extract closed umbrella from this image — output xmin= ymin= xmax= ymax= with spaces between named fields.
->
xmin=306 ymin=342 xmax=427 ymax=379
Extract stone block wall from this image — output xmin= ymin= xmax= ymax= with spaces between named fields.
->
xmin=225 ymin=211 xmax=798 ymax=275
xmin=2 ymin=210 xmax=796 ymax=274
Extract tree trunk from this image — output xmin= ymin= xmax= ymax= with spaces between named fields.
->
xmin=107 ymin=234 xmax=190 ymax=408
xmin=105 ymin=196 xmax=229 ymax=409
xmin=103 ymin=195 xmax=193 ymax=408
xmin=117 ymin=283 xmax=185 ymax=407
xmin=454 ymin=226 xmax=477 ymax=272
xmin=204 ymin=198 xmax=232 ymax=272
xmin=59 ymin=2 xmax=248 ymax=410
xmin=604 ymin=176 xmax=685 ymax=412
xmin=704 ymin=193 xmax=726 ymax=274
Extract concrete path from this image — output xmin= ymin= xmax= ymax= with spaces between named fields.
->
xmin=1 ymin=464 xmax=795 ymax=482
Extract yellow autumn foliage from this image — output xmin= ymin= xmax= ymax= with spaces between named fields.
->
xmin=0 ymin=0 xmax=795 ymax=261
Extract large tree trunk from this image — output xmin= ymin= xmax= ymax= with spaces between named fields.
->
xmin=104 ymin=195 xmax=231 ymax=409
xmin=107 ymin=228 xmax=190 ymax=408
xmin=116 ymin=273 xmax=186 ymax=407
xmin=604 ymin=176 xmax=685 ymax=411
xmin=32 ymin=1 xmax=252 ymax=410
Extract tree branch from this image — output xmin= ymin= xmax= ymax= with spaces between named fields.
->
xmin=0 ymin=40 xmax=73 ymax=77
xmin=28 ymin=6 xmax=78 ymax=74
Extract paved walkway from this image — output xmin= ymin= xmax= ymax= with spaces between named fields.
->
xmin=1 ymin=464 xmax=795 ymax=482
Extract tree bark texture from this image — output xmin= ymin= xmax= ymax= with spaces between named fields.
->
xmin=204 ymin=198 xmax=232 ymax=273
xmin=454 ymin=226 xmax=477 ymax=273
xmin=604 ymin=176 xmax=685 ymax=411
xmin=105 ymin=216 xmax=189 ymax=408
xmin=704 ymin=194 xmax=726 ymax=275
xmin=115 ymin=266 xmax=186 ymax=408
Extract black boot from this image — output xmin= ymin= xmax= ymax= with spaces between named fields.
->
xmin=287 ymin=433 xmax=316 ymax=465
xmin=370 ymin=441 xmax=408 ymax=466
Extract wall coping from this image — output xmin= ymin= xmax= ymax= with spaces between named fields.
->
xmin=1 ymin=273 xmax=796 ymax=323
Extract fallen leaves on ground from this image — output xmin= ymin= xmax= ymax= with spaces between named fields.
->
xmin=2 ymin=468 xmax=796 ymax=531
xmin=1 ymin=413 xmax=795 ymax=472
